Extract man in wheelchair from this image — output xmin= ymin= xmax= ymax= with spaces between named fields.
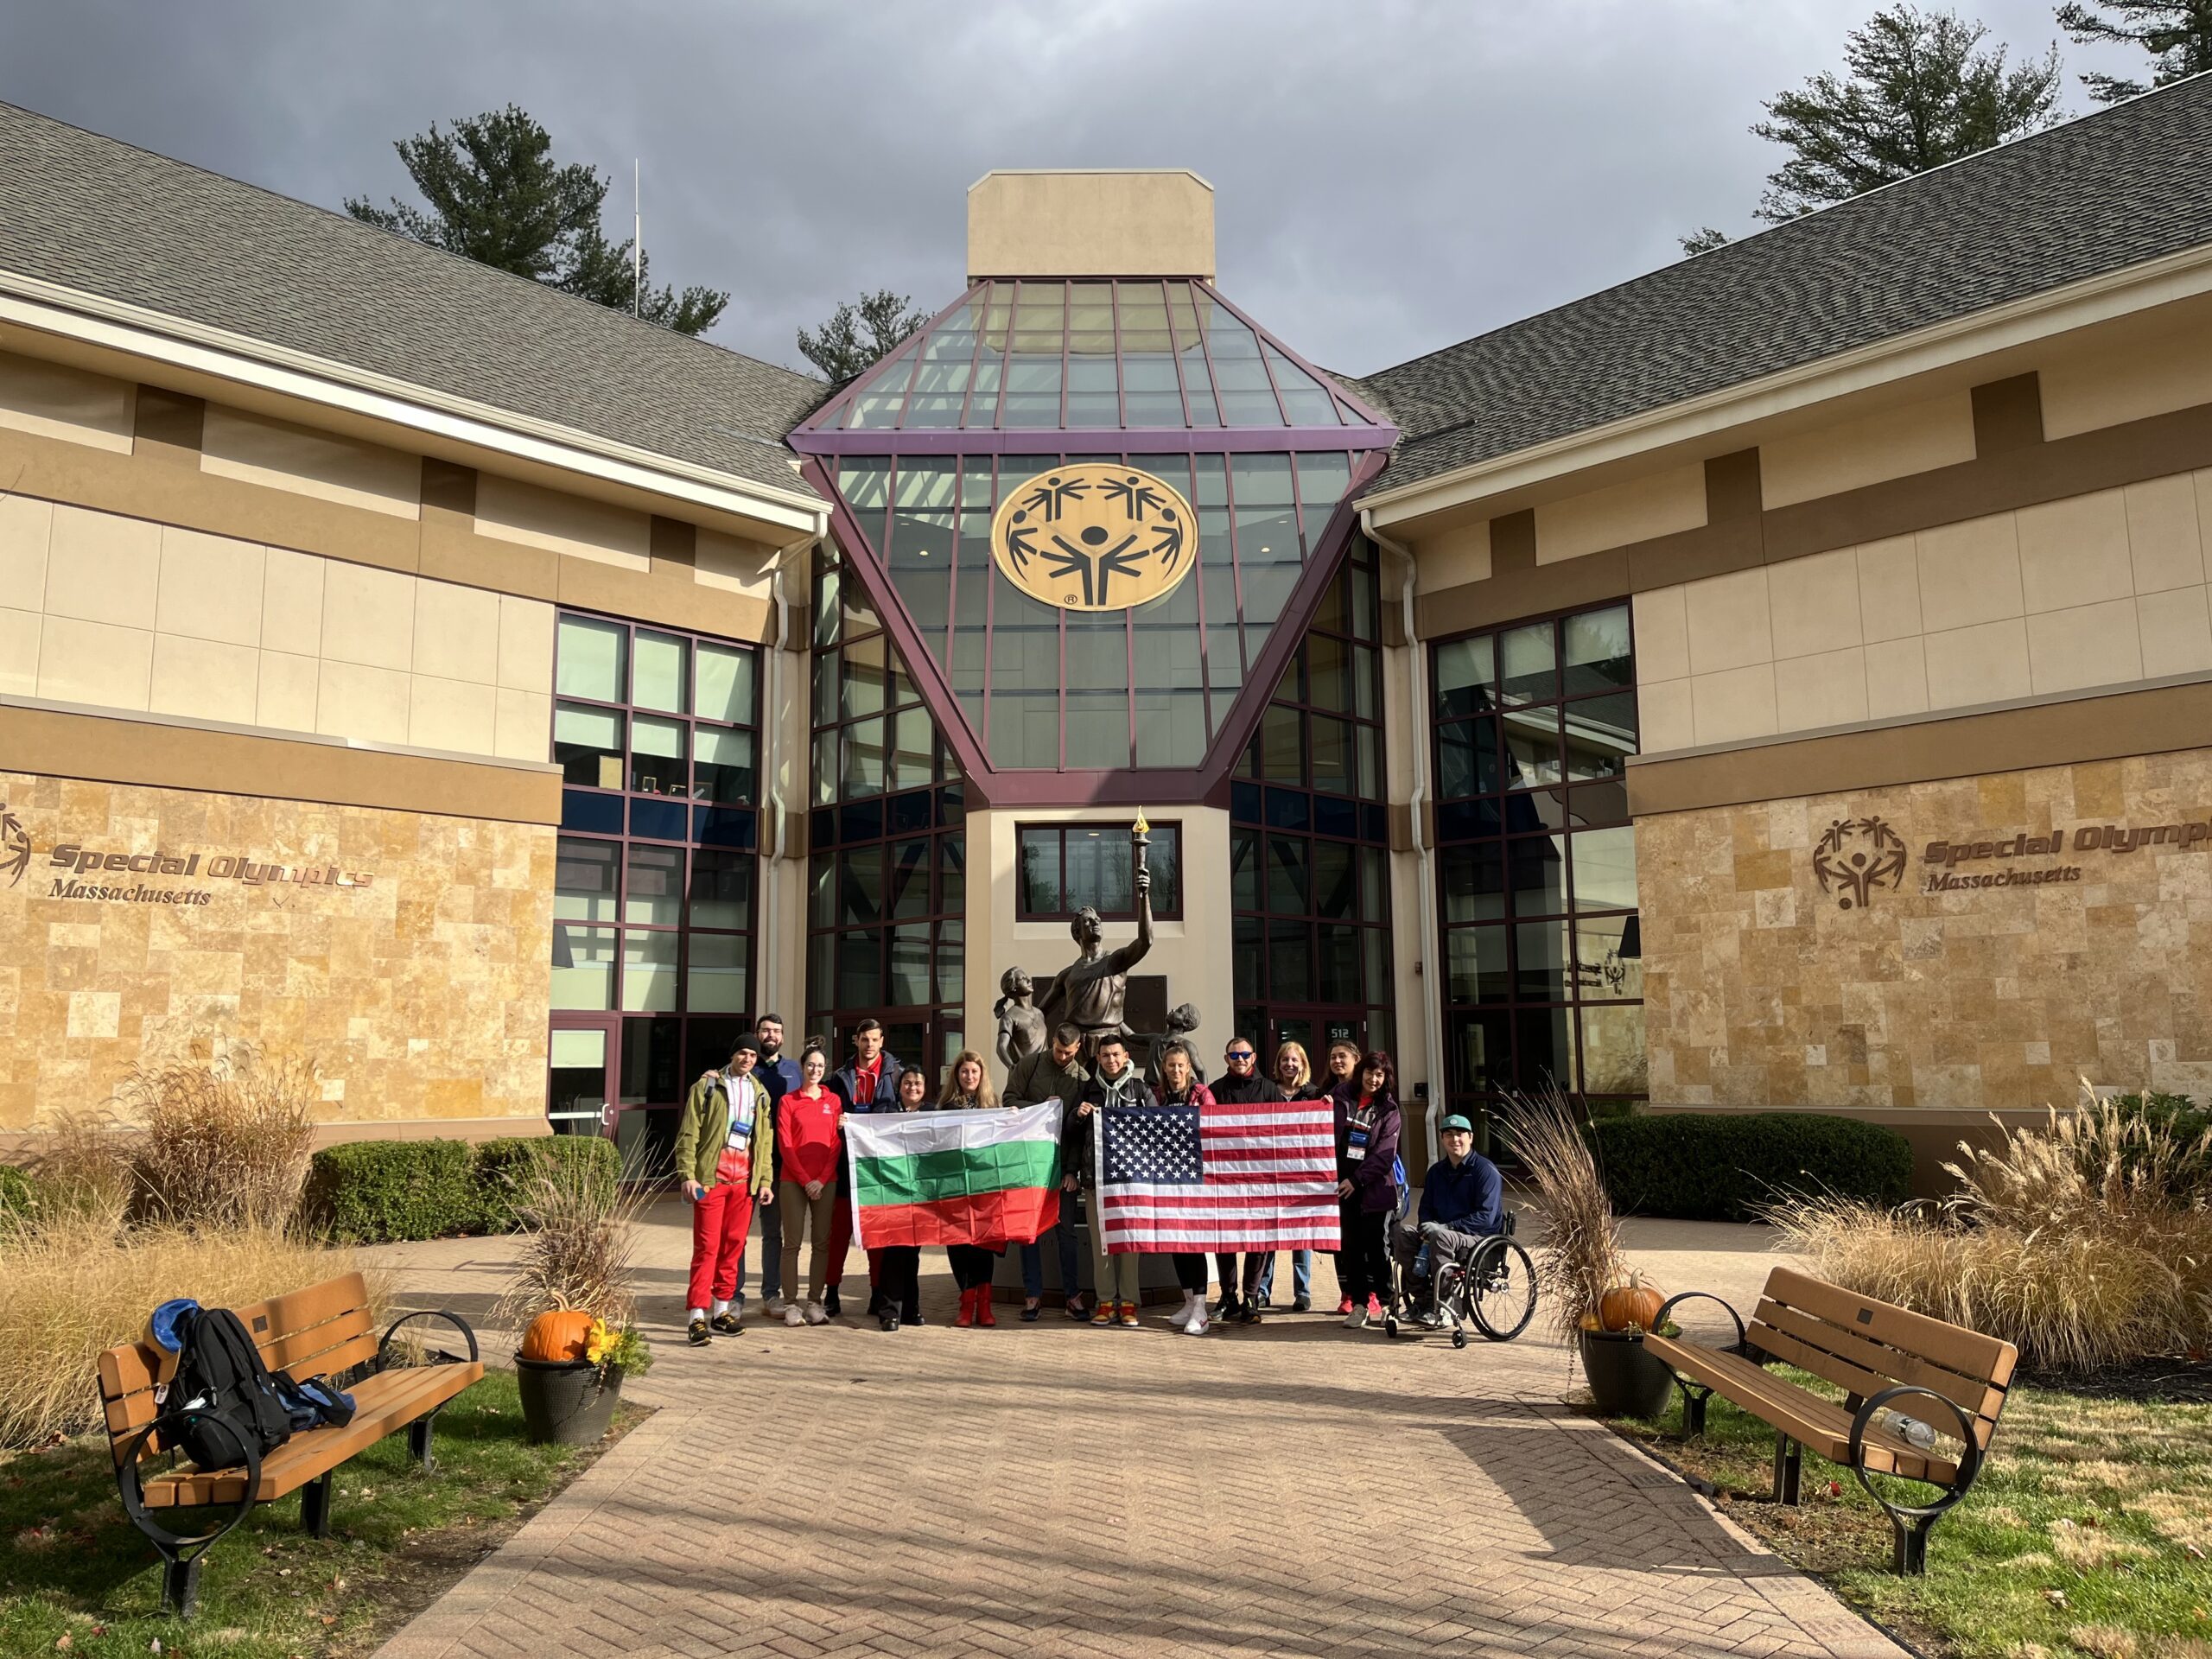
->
xmin=1390 ymin=1114 xmax=1504 ymax=1327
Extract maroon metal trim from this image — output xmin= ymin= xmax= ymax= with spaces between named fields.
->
xmin=796 ymin=284 xmax=991 ymax=435
xmin=1198 ymin=283 xmax=1397 ymax=431
xmin=801 ymin=445 xmax=1389 ymax=810
xmin=789 ymin=425 xmax=1393 ymax=456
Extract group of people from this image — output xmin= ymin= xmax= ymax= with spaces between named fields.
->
xmin=671 ymin=1012 xmax=1507 ymax=1347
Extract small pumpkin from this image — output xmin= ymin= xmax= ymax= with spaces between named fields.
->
xmin=521 ymin=1307 xmax=596 ymax=1363
xmin=1599 ymin=1280 xmax=1664 ymax=1334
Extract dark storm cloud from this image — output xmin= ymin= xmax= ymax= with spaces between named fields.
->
xmin=0 ymin=0 xmax=2122 ymax=380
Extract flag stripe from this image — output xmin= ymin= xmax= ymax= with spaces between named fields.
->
xmin=855 ymin=1188 xmax=1060 ymax=1249
xmin=851 ymin=1139 xmax=1060 ymax=1207
xmin=1096 ymin=1097 xmax=1344 ymax=1253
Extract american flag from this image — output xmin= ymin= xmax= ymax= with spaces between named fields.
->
xmin=1094 ymin=1098 xmax=1342 ymax=1254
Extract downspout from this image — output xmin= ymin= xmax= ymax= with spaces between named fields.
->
xmin=1363 ymin=508 xmax=1446 ymax=1169
xmin=763 ymin=531 xmax=822 ymax=1016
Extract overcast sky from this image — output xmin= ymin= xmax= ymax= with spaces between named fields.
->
xmin=0 ymin=1 xmax=2139 ymax=381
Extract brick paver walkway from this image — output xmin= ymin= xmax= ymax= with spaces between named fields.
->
xmin=372 ymin=1210 xmax=1903 ymax=1659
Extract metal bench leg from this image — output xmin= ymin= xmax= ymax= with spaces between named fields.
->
xmin=301 ymin=1471 xmax=334 ymax=1538
xmin=162 ymin=1556 xmax=202 ymax=1619
xmin=409 ymin=1415 xmax=435 ymax=1472
xmin=1772 ymin=1435 xmax=1802 ymax=1505
xmin=1679 ymin=1382 xmax=1711 ymax=1437
xmin=1891 ymin=1511 xmax=1938 ymax=1575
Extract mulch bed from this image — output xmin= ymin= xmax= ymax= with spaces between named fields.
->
xmin=2018 ymin=1354 xmax=2212 ymax=1404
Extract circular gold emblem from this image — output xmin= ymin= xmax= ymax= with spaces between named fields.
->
xmin=988 ymin=462 xmax=1195 ymax=611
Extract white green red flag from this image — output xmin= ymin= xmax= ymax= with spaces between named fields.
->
xmin=844 ymin=1101 xmax=1064 ymax=1249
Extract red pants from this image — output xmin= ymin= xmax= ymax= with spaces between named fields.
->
xmin=687 ymin=1184 xmax=755 ymax=1311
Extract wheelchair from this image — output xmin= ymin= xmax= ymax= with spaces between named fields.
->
xmin=1383 ymin=1211 xmax=1538 ymax=1347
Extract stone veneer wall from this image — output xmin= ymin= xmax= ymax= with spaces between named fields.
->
xmin=1638 ymin=747 xmax=2212 ymax=1111
xmin=0 ymin=770 xmax=554 ymax=1131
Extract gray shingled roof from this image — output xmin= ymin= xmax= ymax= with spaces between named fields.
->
xmin=1353 ymin=73 xmax=2212 ymax=495
xmin=0 ymin=101 xmax=828 ymax=500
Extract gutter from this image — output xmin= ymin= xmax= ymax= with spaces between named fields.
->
xmin=0 ymin=270 xmax=830 ymax=536
xmin=1362 ymin=508 xmax=1445 ymax=1168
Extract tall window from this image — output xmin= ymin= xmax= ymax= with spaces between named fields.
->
xmin=1429 ymin=602 xmax=1641 ymax=1120
xmin=1230 ymin=540 xmax=1395 ymax=1063
xmin=806 ymin=543 xmax=967 ymax=1076
xmin=1017 ymin=823 xmax=1185 ymax=921
xmin=549 ymin=613 xmax=761 ymax=1157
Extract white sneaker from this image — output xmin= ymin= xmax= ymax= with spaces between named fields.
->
xmin=784 ymin=1304 xmax=806 ymax=1327
xmin=765 ymin=1297 xmax=787 ymax=1317
xmin=1171 ymin=1293 xmax=1198 ymax=1332
xmin=1344 ymin=1305 xmax=1370 ymax=1330
xmin=1184 ymin=1306 xmax=1210 ymax=1336
xmin=803 ymin=1300 xmax=829 ymax=1325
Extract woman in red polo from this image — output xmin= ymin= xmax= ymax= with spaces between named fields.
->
xmin=776 ymin=1042 xmax=844 ymax=1326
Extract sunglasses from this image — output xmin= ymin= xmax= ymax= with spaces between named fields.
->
xmin=1226 ymin=1050 xmax=1255 ymax=1062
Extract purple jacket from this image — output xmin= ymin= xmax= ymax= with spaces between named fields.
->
xmin=1335 ymin=1093 xmax=1402 ymax=1214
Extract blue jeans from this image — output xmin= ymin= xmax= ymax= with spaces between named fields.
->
xmin=1020 ymin=1190 xmax=1087 ymax=1301
xmin=1253 ymin=1250 xmax=1313 ymax=1302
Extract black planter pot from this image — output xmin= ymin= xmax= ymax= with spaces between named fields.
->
xmin=514 ymin=1355 xmax=624 ymax=1445
xmin=1579 ymin=1327 xmax=1675 ymax=1421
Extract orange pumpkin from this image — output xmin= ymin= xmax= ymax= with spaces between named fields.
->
xmin=1599 ymin=1281 xmax=1664 ymax=1334
xmin=521 ymin=1308 xmax=596 ymax=1363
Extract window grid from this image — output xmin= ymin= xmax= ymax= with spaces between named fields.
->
xmin=1229 ymin=540 xmax=1395 ymax=1064
xmin=805 ymin=542 xmax=968 ymax=1075
xmin=1015 ymin=822 xmax=1186 ymax=922
xmin=546 ymin=611 xmax=762 ymax=1117
xmin=1428 ymin=601 xmax=1643 ymax=1120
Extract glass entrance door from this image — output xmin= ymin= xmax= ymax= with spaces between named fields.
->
xmin=548 ymin=1015 xmax=620 ymax=1138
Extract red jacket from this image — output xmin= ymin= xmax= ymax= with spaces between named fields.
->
xmin=776 ymin=1089 xmax=845 ymax=1187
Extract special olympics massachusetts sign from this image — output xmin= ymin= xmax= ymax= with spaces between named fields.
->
xmin=988 ymin=462 xmax=1195 ymax=611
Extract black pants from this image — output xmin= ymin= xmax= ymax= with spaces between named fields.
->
xmin=878 ymin=1245 xmax=921 ymax=1318
xmin=947 ymin=1243 xmax=995 ymax=1290
xmin=1338 ymin=1203 xmax=1390 ymax=1300
xmin=1213 ymin=1252 xmax=1263 ymax=1302
xmin=1170 ymin=1252 xmax=1208 ymax=1294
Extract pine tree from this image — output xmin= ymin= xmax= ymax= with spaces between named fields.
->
xmin=346 ymin=105 xmax=728 ymax=336
xmin=1751 ymin=5 xmax=2065 ymax=220
xmin=2056 ymin=0 xmax=2212 ymax=100
xmin=796 ymin=290 xmax=929 ymax=382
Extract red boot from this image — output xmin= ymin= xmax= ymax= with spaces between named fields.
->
xmin=954 ymin=1286 xmax=976 ymax=1328
xmin=976 ymin=1288 xmax=998 ymax=1327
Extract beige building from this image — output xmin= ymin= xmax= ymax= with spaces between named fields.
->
xmin=5 ymin=84 xmax=2212 ymax=1189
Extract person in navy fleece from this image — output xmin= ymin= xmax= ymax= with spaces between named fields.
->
xmin=1390 ymin=1113 xmax=1504 ymax=1325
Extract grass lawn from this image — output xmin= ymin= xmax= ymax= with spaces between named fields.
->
xmin=0 ymin=1370 xmax=640 ymax=1659
xmin=1607 ymin=1369 xmax=2212 ymax=1659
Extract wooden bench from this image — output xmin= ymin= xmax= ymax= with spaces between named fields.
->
xmin=1643 ymin=1266 xmax=2018 ymax=1573
xmin=97 ymin=1272 xmax=483 ymax=1617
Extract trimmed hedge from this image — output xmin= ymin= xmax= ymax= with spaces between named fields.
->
xmin=1588 ymin=1111 xmax=1912 ymax=1222
xmin=303 ymin=1134 xmax=625 ymax=1243
xmin=305 ymin=1138 xmax=479 ymax=1243
xmin=473 ymin=1135 xmax=620 ymax=1231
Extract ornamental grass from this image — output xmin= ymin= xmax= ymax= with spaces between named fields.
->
xmin=1496 ymin=1082 xmax=1627 ymax=1347
xmin=496 ymin=1142 xmax=650 ymax=1335
xmin=0 ymin=1211 xmax=380 ymax=1447
xmin=1766 ymin=1087 xmax=2212 ymax=1373
xmin=118 ymin=1035 xmax=318 ymax=1230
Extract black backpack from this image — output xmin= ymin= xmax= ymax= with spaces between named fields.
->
xmin=167 ymin=1306 xmax=294 ymax=1470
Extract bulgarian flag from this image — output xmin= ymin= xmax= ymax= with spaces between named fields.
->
xmin=844 ymin=1101 xmax=1065 ymax=1249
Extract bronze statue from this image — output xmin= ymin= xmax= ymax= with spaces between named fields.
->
xmin=1146 ymin=1001 xmax=1205 ymax=1089
xmin=993 ymin=966 xmax=1046 ymax=1072
xmin=1039 ymin=867 xmax=1153 ymax=1056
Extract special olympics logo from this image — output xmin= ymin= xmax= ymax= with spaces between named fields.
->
xmin=990 ymin=462 xmax=1193 ymax=611
xmin=1811 ymin=817 xmax=1908 ymax=911
xmin=0 ymin=802 xmax=29 ymax=890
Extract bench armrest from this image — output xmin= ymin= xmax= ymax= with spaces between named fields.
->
xmin=1653 ymin=1290 xmax=1747 ymax=1352
xmin=116 ymin=1410 xmax=263 ymax=1555
xmin=376 ymin=1310 xmax=480 ymax=1373
xmin=1847 ymin=1383 xmax=1983 ymax=1512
